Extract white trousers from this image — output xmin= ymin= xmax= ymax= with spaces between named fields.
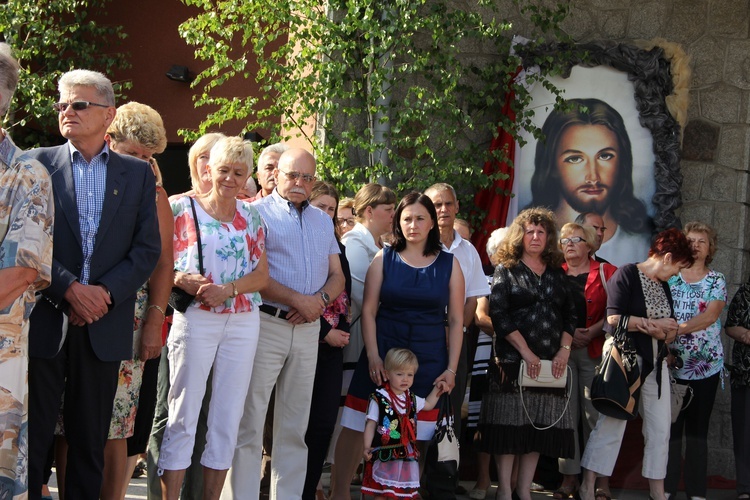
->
xmin=581 ymin=351 xmax=671 ymax=479
xmin=158 ymin=307 xmax=260 ymax=471
xmin=222 ymin=313 xmax=319 ymax=500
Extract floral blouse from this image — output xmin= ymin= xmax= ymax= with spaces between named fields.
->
xmin=172 ymin=195 xmax=265 ymax=314
xmin=668 ymin=270 xmax=727 ymax=380
xmin=726 ymin=282 xmax=750 ymax=388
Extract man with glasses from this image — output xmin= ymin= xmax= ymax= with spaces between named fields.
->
xmin=224 ymin=148 xmax=345 ymax=499
xmin=27 ymin=69 xmax=160 ymax=499
xmin=251 ymin=142 xmax=289 ymax=201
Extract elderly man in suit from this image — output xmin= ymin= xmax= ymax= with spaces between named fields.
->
xmin=27 ymin=69 xmax=160 ymax=499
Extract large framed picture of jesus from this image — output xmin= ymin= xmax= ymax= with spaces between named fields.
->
xmin=507 ymin=41 xmax=685 ymax=267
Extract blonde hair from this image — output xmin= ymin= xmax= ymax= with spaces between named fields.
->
xmin=559 ymin=223 xmax=597 ymax=256
xmin=384 ymin=348 xmax=419 ymax=372
xmin=486 ymin=227 xmax=509 ymax=266
xmin=188 ymin=132 xmax=225 ymax=191
xmin=683 ymin=221 xmax=718 ymax=264
xmin=339 ymin=197 xmax=355 ymax=213
xmin=208 ymin=137 xmax=254 ymax=177
xmin=353 ymin=183 xmax=396 ymax=220
xmin=107 ymin=102 xmax=167 ymax=154
xmin=493 ymin=207 xmax=563 ymax=268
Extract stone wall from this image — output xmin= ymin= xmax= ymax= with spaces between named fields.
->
xmin=557 ymin=0 xmax=750 ymax=479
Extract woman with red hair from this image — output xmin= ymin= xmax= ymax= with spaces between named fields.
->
xmin=579 ymin=228 xmax=694 ymax=500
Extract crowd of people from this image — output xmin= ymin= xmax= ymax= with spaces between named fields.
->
xmin=0 ymin=47 xmax=747 ymax=500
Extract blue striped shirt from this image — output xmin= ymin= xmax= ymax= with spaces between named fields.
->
xmin=253 ymin=189 xmax=339 ymax=310
xmin=68 ymin=142 xmax=109 ymax=284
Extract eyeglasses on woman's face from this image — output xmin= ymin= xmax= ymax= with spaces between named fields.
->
xmin=560 ymin=236 xmax=586 ymax=245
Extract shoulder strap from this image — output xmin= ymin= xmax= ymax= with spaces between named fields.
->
xmin=599 ymin=263 xmax=608 ymax=296
xmin=188 ymin=197 xmax=204 ymax=275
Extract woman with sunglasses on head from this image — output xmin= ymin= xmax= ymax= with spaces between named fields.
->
xmin=552 ymin=223 xmax=617 ymax=500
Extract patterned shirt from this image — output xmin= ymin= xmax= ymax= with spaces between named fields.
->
xmin=668 ymin=270 xmax=727 ymax=380
xmin=172 ymin=195 xmax=265 ymax=314
xmin=0 ymin=131 xmax=54 ymax=497
xmin=68 ymin=142 xmax=108 ymax=284
xmin=252 ymin=189 xmax=339 ymax=310
xmin=0 ymin=132 xmax=54 ymax=323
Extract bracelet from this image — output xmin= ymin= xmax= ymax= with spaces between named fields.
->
xmin=445 ymin=367 xmax=457 ymax=376
xmin=230 ymin=281 xmax=238 ymax=298
xmin=147 ymin=304 xmax=166 ymax=319
xmin=560 ymin=344 xmax=571 ymax=351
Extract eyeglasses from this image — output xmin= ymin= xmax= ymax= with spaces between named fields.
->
xmin=53 ymin=101 xmax=109 ymax=113
xmin=339 ymin=218 xmax=356 ymax=227
xmin=560 ymin=236 xmax=586 ymax=245
xmin=278 ymin=168 xmax=316 ymax=184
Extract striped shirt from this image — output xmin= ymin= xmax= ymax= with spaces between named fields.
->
xmin=253 ymin=189 xmax=339 ymax=310
xmin=68 ymin=142 xmax=109 ymax=284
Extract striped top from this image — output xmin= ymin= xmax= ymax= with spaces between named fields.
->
xmin=253 ymin=189 xmax=339 ymax=310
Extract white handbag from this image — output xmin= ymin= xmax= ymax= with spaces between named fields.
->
xmin=518 ymin=359 xmax=567 ymax=388
xmin=518 ymin=359 xmax=572 ymax=430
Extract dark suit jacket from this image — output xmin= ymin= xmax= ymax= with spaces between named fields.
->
xmin=28 ymin=144 xmax=161 ymax=361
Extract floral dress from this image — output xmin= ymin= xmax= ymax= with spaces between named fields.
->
xmin=171 ymin=195 xmax=264 ymax=313
xmin=668 ymin=270 xmax=727 ymax=380
xmin=0 ymin=133 xmax=54 ymax=497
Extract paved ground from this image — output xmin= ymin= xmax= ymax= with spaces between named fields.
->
xmin=46 ymin=471 xmax=737 ymax=499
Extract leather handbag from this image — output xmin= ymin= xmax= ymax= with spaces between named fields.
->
xmin=518 ymin=359 xmax=571 ymax=430
xmin=424 ymin=393 xmax=460 ymax=499
xmin=168 ymin=197 xmax=204 ymax=313
xmin=591 ymin=315 xmax=642 ymax=420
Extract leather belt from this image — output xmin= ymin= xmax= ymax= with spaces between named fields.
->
xmin=259 ymin=304 xmax=288 ymax=320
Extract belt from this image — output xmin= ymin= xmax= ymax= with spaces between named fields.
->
xmin=259 ymin=304 xmax=288 ymax=320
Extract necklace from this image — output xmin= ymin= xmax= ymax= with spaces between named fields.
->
xmin=207 ymin=198 xmax=234 ymax=222
xmin=521 ymin=258 xmax=545 ymax=279
xmin=385 ymin=382 xmax=416 ymax=448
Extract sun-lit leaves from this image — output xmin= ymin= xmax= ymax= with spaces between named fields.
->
xmin=0 ymin=0 xmax=131 ymax=148
xmin=179 ymin=0 xmax=573 ymax=209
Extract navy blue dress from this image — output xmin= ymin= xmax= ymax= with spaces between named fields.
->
xmin=341 ymin=247 xmax=453 ymax=439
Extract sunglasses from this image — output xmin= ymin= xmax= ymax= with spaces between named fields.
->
xmin=53 ymin=101 xmax=109 ymax=113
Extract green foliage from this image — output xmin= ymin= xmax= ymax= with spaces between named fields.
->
xmin=0 ymin=0 xmax=131 ymax=148
xmin=179 ymin=0 xmax=574 ymax=205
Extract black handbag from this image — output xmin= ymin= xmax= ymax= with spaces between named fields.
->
xmin=168 ymin=197 xmax=204 ymax=313
xmin=424 ymin=393 xmax=460 ymax=500
xmin=590 ymin=315 xmax=642 ymax=420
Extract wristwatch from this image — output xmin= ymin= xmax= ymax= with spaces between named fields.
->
xmin=319 ymin=290 xmax=330 ymax=306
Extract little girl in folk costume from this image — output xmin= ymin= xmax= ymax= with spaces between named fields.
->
xmin=362 ymin=348 xmax=447 ymax=499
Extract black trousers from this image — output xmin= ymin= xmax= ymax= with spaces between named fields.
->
xmin=127 ymin=355 xmax=160 ymax=456
xmin=733 ymin=384 xmax=750 ymax=495
xmin=665 ymin=372 xmax=720 ymax=497
xmin=302 ymin=343 xmax=344 ymax=499
xmin=29 ymin=325 xmax=120 ymax=500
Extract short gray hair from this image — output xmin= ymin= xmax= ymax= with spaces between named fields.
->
xmin=59 ymin=69 xmax=115 ymax=106
xmin=257 ymin=142 xmax=289 ymax=167
xmin=0 ymin=43 xmax=20 ymax=116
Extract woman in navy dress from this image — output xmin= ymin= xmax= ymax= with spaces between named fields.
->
xmin=332 ymin=192 xmax=464 ymax=499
